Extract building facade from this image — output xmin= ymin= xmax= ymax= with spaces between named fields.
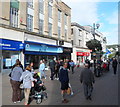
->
xmin=0 ymin=0 xmax=72 ymax=71
xmin=71 ymin=22 xmax=107 ymax=64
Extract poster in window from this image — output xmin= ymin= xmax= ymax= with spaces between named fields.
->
xmin=11 ymin=55 xmax=19 ymax=66
xmin=5 ymin=59 xmax=12 ymax=67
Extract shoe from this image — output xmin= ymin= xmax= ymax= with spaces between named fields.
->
xmin=13 ymin=102 xmax=17 ymax=104
xmin=88 ymin=96 xmax=92 ymax=100
xmin=17 ymin=101 xmax=21 ymax=103
xmin=71 ymin=92 xmax=74 ymax=95
xmin=62 ymin=99 xmax=69 ymax=103
xmin=56 ymin=78 xmax=59 ymax=80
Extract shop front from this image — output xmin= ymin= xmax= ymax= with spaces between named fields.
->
xmin=59 ymin=47 xmax=72 ymax=60
xmin=76 ymin=51 xmax=90 ymax=63
xmin=0 ymin=39 xmax=24 ymax=72
xmin=24 ymin=41 xmax=63 ymax=69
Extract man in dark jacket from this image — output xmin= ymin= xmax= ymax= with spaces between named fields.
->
xmin=59 ymin=62 xmax=69 ymax=103
xmin=49 ymin=58 xmax=56 ymax=80
xmin=112 ymin=58 xmax=118 ymax=75
xmin=80 ymin=63 xmax=95 ymax=100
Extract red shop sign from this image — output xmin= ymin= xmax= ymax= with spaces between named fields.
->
xmin=77 ymin=52 xmax=90 ymax=56
xmin=84 ymin=52 xmax=90 ymax=56
xmin=76 ymin=52 xmax=84 ymax=56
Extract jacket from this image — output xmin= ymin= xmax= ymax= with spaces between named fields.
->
xmin=59 ymin=67 xmax=69 ymax=83
xmin=11 ymin=66 xmax=23 ymax=81
xmin=80 ymin=68 xmax=95 ymax=84
xmin=20 ymin=70 xmax=35 ymax=89
xmin=112 ymin=60 xmax=118 ymax=67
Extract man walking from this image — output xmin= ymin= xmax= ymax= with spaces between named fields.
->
xmin=59 ymin=62 xmax=69 ymax=103
xmin=112 ymin=58 xmax=118 ymax=75
xmin=49 ymin=58 xmax=56 ymax=80
xmin=80 ymin=63 xmax=95 ymax=100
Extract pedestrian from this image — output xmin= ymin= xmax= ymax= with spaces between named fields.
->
xmin=39 ymin=60 xmax=46 ymax=79
xmin=80 ymin=63 xmax=95 ymax=100
xmin=20 ymin=65 xmax=37 ymax=105
xmin=112 ymin=58 xmax=118 ymax=75
xmin=12 ymin=59 xmax=24 ymax=71
xmin=69 ymin=60 xmax=75 ymax=74
xmin=10 ymin=61 xmax=23 ymax=104
xmin=59 ymin=62 xmax=69 ymax=103
xmin=54 ymin=60 xmax=60 ymax=80
xmin=85 ymin=59 xmax=90 ymax=69
xmin=49 ymin=58 xmax=56 ymax=80
xmin=30 ymin=62 xmax=34 ymax=72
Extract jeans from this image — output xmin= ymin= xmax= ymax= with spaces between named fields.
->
xmin=83 ymin=83 xmax=93 ymax=98
xmin=40 ymin=70 xmax=46 ymax=79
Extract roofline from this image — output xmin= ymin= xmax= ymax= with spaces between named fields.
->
xmin=61 ymin=1 xmax=71 ymax=9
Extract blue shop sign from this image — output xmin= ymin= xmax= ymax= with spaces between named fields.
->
xmin=0 ymin=39 xmax=24 ymax=51
xmin=25 ymin=42 xmax=63 ymax=53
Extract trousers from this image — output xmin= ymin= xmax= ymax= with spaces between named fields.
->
xmin=83 ymin=83 xmax=93 ymax=98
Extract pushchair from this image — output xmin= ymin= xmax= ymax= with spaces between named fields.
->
xmin=30 ymin=73 xmax=47 ymax=104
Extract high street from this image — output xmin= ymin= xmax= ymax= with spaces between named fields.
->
xmin=1 ymin=64 xmax=118 ymax=106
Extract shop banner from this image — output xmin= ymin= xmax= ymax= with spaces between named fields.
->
xmin=0 ymin=39 xmax=24 ymax=51
xmin=25 ymin=42 xmax=63 ymax=53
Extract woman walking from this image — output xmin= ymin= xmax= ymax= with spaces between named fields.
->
xmin=39 ymin=60 xmax=46 ymax=79
xmin=10 ymin=61 xmax=23 ymax=103
xmin=20 ymin=65 xmax=37 ymax=105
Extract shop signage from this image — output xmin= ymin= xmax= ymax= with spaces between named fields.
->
xmin=0 ymin=39 xmax=24 ymax=51
xmin=25 ymin=42 xmax=63 ymax=53
xmin=77 ymin=52 xmax=90 ymax=56
xmin=63 ymin=47 xmax=72 ymax=53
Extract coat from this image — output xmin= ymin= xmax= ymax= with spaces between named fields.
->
xmin=20 ymin=70 xmax=35 ymax=89
xmin=80 ymin=68 xmax=95 ymax=84
xmin=59 ymin=67 xmax=69 ymax=83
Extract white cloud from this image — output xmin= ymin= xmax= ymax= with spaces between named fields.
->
xmin=63 ymin=1 xmax=99 ymax=25
xmin=102 ymin=27 xmax=118 ymax=45
xmin=106 ymin=11 xmax=118 ymax=24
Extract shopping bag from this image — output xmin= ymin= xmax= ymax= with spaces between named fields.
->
xmin=67 ymin=88 xmax=71 ymax=95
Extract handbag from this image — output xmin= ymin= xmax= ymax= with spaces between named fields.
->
xmin=8 ymin=72 xmax=11 ymax=77
xmin=67 ymin=88 xmax=71 ymax=95
xmin=20 ymin=83 xmax=24 ymax=89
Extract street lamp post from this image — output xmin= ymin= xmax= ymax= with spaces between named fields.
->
xmin=92 ymin=23 xmax=100 ymax=72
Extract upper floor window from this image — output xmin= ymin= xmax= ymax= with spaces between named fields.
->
xmin=39 ymin=19 xmax=44 ymax=34
xmin=27 ymin=0 xmax=33 ymax=8
xmin=10 ymin=8 xmax=18 ymax=27
xmin=71 ymin=28 xmax=73 ymax=35
xmin=27 ymin=14 xmax=33 ymax=32
xmin=58 ymin=26 xmax=61 ymax=38
xmin=79 ymin=29 xmax=82 ymax=36
xmin=48 ymin=23 xmax=52 ymax=36
xmin=58 ymin=9 xmax=61 ymax=22
xmin=65 ymin=29 xmax=67 ymax=40
xmin=64 ymin=14 xmax=67 ymax=25
xmin=39 ymin=0 xmax=44 ymax=14
xmin=48 ymin=4 xmax=52 ymax=18
xmin=86 ymin=32 xmax=88 ymax=39
xmin=79 ymin=40 xmax=81 ymax=46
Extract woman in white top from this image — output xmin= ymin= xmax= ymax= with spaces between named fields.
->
xmin=20 ymin=65 xmax=36 ymax=105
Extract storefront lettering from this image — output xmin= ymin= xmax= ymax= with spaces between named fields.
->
xmin=0 ymin=43 xmax=11 ymax=47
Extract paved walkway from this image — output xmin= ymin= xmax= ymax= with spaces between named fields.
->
xmin=1 ymin=64 xmax=119 ymax=106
